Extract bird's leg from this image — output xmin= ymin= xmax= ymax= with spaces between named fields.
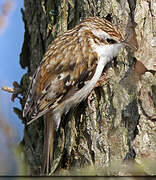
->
xmin=43 ymin=111 xmax=55 ymax=175
xmin=88 ymin=72 xmax=109 ymax=111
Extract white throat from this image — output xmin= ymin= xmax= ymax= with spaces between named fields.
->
xmin=90 ymin=37 xmax=123 ymax=64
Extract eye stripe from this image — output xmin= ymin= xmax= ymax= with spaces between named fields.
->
xmin=106 ymin=38 xmax=117 ymax=44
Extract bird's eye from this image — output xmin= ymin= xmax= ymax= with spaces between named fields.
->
xmin=106 ymin=38 xmax=117 ymax=44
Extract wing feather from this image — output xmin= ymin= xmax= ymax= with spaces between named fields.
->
xmin=23 ymin=26 xmax=98 ymax=123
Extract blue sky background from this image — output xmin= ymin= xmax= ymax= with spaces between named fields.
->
xmin=0 ymin=0 xmax=25 ymax=143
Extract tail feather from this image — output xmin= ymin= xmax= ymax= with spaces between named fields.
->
xmin=43 ymin=112 xmax=54 ymax=175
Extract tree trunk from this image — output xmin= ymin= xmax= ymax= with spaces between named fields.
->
xmin=19 ymin=0 xmax=156 ymax=175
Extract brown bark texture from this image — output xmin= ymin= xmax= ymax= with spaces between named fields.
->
xmin=18 ymin=0 xmax=156 ymax=176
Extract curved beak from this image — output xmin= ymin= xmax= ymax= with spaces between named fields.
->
xmin=121 ymin=40 xmax=138 ymax=51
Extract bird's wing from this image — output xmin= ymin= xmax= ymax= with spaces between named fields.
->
xmin=23 ymin=29 xmax=98 ymax=123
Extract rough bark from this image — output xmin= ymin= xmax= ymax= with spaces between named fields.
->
xmin=18 ymin=0 xmax=156 ymax=175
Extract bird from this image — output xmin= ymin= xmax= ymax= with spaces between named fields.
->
xmin=23 ymin=16 xmax=132 ymax=174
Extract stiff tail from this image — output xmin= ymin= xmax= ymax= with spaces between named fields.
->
xmin=43 ymin=112 xmax=54 ymax=175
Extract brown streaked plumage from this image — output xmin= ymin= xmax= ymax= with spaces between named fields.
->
xmin=23 ymin=16 xmax=126 ymax=175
